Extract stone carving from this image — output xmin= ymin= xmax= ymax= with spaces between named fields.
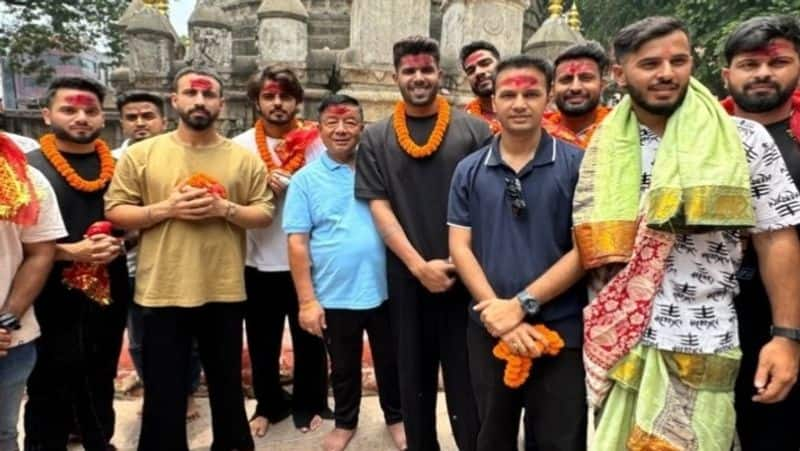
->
xmin=440 ymin=0 xmax=530 ymax=68
xmin=190 ymin=27 xmax=233 ymax=69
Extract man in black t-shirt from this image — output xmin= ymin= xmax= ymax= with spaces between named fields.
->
xmin=722 ymin=16 xmax=800 ymax=451
xmin=24 ymin=76 xmax=128 ymax=451
xmin=355 ymin=36 xmax=491 ymax=451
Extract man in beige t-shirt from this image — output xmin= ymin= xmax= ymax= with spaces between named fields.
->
xmin=105 ymin=67 xmax=273 ymax=451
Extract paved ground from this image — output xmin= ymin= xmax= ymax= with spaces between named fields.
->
xmin=18 ymin=394 xmax=458 ymax=451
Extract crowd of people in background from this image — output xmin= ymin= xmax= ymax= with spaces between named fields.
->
xmin=1 ymin=12 xmax=800 ymax=451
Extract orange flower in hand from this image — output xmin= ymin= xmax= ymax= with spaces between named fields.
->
xmin=492 ymin=324 xmax=564 ymax=388
xmin=185 ymin=172 xmax=227 ymax=198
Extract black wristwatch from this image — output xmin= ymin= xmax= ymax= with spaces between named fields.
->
xmin=771 ymin=326 xmax=800 ymax=343
xmin=516 ymin=289 xmax=541 ymax=317
xmin=0 ymin=312 xmax=21 ymax=331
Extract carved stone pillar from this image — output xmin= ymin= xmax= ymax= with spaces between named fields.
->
xmin=188 ymin=0 xmax=234 ymax=77
xmin=256 ymin=0 xmax=309 ymax=67
xmin=338 ymin=0 xmax=432 ymax=121
xmin=440 ymin=0 xmax=530 ymax=66
xmin=347 ymin=0 xmax=430 ymax=67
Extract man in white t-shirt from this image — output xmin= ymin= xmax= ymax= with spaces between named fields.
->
xmin=232 ymin=66 xmax=330 ymax=436
xmin=0 ymin=132 xmax=67 ymax=451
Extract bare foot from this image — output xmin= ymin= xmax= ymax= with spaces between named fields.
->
xmin=300 ymin=414 xmax=323 ymax=433
xmin=186 ymin=395 xmax=201 ymax=422
xmin=322 ymin=427 xmax=356 ymax=451
xmin=249 ymin=416 xmax=270 ymax=438
xmin=387 ymin=422 xmax=406 ymax=450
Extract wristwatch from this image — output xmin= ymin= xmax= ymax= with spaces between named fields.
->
xmin=516 ymin=289 xmax=541 ymax=317
xmin=0 ymin=312 xmax=21 ymax=330
xmin=771 ymin=326 xmax=800 ymax=343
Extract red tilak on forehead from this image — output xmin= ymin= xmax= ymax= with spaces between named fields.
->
xmin=189 ymin=78 xmax=213 ymax=90
xmin=500 ymin=75 xmax=538 ymax=89
xmin=465 ymin=51 xmax=488 ymax=68
xmin=261 ymin=80 xmax=282 ymax=94
xmin=401 ymin=54 xmax=435 ymax=68
xmin=65 ymin=94 xmax=97 ymax=107
xmin=325 ymin=105 xmax=356 ymax=116
xmin=751 ymin=41 xmax=793 ymax=58
xmin=562 ymin=61 xmax=593 ymax=75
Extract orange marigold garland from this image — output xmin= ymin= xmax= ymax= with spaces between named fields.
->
xmin=39 ymin=133 xmax=114 ymax=192
xmin=0 ymin=133 xmax=40 ymax=225
xmin=543 ymin=105 xmax=611 ymax=149
xmin=393 ymin=95 xmax=451 ymax=159
xmin=185 ymin=172 xmax=227 ymax=198
xmin=492 ymin=324 xmax=565 ymax=388
xmin=254 ymin=118 xmax=319 ymax=174
xmin=62 ymin=221 xmax=113 ymax=306
xmin=465 ymin=98 xmax=501 ymax=134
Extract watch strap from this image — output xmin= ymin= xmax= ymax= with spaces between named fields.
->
xmin=771 ymin=326 xmax=800 ymax=342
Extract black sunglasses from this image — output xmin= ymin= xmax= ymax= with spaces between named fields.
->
xmin=504 ymin=176 xmax=526 ymax=217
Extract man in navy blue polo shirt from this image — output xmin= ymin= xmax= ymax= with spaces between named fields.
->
xmin=448 ymin=55 xmax=588 ymax=451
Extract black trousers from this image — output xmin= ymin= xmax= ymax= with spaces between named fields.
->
xmin=323 ymin=303 xmax=403 ymax=429
xmin=734 ymin=268 xmax=800 ymax=451
xmin=388 ymin=274 xmax=479 ymax=451
xmin=24 ymin=287 xmax=127 ymax=451
xmin=467 ymin=320 xmax=586 ymax=451
xmin=244 ymin=268 xmax=330 ymax=428
xmin=137 ymin=302 xmax=253 ymax=451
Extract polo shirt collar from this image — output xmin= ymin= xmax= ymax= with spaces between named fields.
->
xmin=321 ymin=151 xmax=348 ymax=171
xmin=484 ymin=131 xmax=557 ymax=170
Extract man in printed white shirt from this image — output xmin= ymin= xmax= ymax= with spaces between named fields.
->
xmin=572 ymin=17 xmax=800 ymax=451
xmin=0 ymin=131 xmax=67 ymax=451
xmin=232 ymin=66 xmax=331 ymax=437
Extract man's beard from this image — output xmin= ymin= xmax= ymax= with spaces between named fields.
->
xmin=261 ymin=107 xmax=296 ymax=126
xmin=51 ymin=123 xmax=101 ymax=144
xmin=399 ymin=82 xmax=439 ymax=107
xmin=178 ymin=106 xmax=218 ymax=131
xmin=555 ymin=93 xmax=601 ymax=117
xmin=627 ymin=82 xmax=689 ymax=117
xmin=471 ymin=77 xmax=494 ymax=98
xmin=729 ymin=77 xmax=798 ymax=113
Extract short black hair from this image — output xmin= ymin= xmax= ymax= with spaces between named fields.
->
xmin=613 ymin=16 xmax=689 ymax=63
xmin=724 ymin=15 xmax=800 ymax=65
xmin=317 ymin=93 xmax=363 ymax=120
xmin=116 ymin=91 xmax=165 ymax=115
xmin=554 ymin=41 xmax=610 ymax=75
xmin=44 ymin=76 xmax=106 ymax=107
xmin=246 ymin=65 xmax=304 ymax=103
xmin=494 ymin=54 xmax=554 ymax=88
xmin=393 ymin=35 xmax=440 ymax=69
xmin=171 ymin=66 xmax=224 ymax=95
xmin=459 ymin=40 xmax=501 ymax=69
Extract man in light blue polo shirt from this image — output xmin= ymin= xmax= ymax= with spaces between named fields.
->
xmin=283 ymin=94 xmax=405 ymax=451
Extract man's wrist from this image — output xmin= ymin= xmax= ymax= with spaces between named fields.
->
xmin=224 ymin=201 xmax=238 ymax=221
xmin=771 ymin=325 xmax=800 ymax=343
xmin=516 ymin=289 xmax=541 ymax=317
xmin=298 ymin=298 xmax=320 ymax=311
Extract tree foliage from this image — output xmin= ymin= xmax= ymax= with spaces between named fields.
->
xmin=578 ymin=0 xmax=800 ymax=93
xmin=0 ymin=0 xmax=128 ymax=83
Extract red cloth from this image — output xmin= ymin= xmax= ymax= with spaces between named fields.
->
xmin=62 ymin=221 xmax=113 ymax=305
xmin=583 ymin=223 xmax=675 ymax=406
xmin=0 ymin=132 xmax=40 ymax=225
xmin=721 ymin=89 xmax=800 ymax=143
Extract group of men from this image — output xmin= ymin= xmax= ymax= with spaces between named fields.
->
xmin=1 ymin=12 xmax=799 ymax=451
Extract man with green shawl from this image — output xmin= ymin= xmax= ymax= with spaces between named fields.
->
xmin=577 ymin=17 xmax=800 ymax=450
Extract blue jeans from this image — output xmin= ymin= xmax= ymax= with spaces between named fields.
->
xmin=0 ymin=341 xmax=37 ymax=451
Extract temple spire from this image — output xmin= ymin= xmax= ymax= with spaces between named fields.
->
xmin=548 ymin=0 xmax=564 ymax=19
xmin=143 ymin=0 xmax=169 ymax=15
xmin=567 ymin=1 xmax=582 ymax=32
